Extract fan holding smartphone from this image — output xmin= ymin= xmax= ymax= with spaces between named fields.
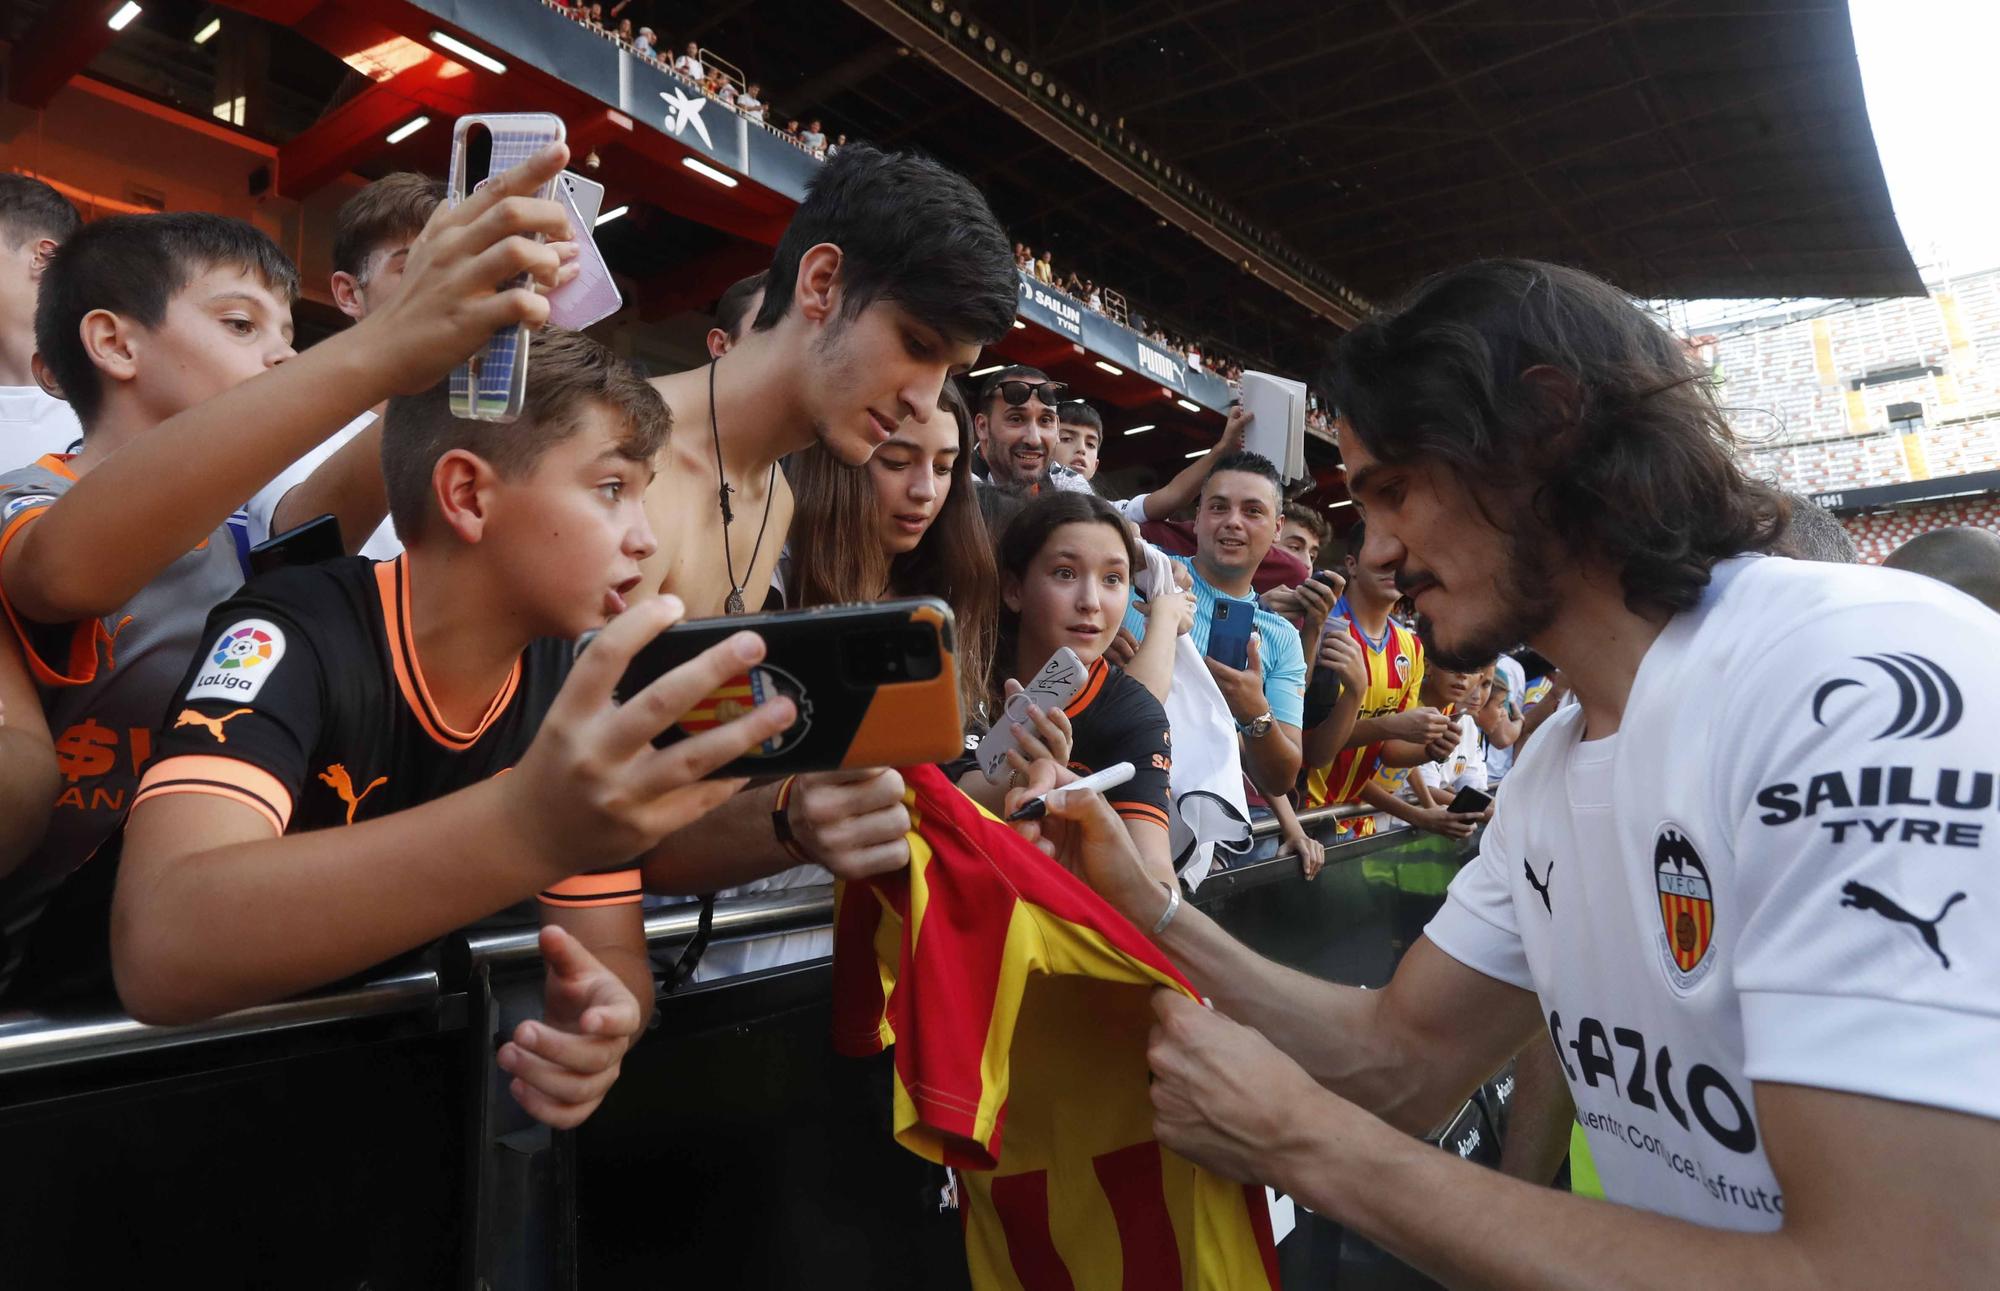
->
xmin=949 ymin=492 xmax=1177 ymax=885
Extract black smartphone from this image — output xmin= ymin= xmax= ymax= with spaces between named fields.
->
xmin=248 ymin=513 xmax=343 ymax=577
xmin=615 ymin=598 xmax=964 ymax=777
xmin=1206 ymin=597 xmax=1254 ymax=671
xmin=1447 ymin=785 xmax=1494 ymax=815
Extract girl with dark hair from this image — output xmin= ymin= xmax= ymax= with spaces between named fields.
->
xmin=785 ymin=379 xmax=997 ymax=727
xmin=962 ymin=490 xmax=1177 ymax=881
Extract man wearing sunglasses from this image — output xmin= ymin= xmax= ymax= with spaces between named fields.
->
xmin=973 ymin=366 xmax=1094 ymax=495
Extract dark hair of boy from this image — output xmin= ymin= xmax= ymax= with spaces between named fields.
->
xmin=1057 ymin=400 xmax=1103 ymax=435
xmin=329 ymin=173 xmax=445 ymax=284
xmin=34 ymin=213 xmax=299 ymax=427
xmin=0 ymin=175 xmax=81 ymax=250
xmin=382 ymin=328 xmax=669 ymax=541
xmin=750 ymin=143 xmax=1016 ymax=346
xmin=1202 ymin=449 xmax=1283 ymax=504
xmin=1324 ymin=258 xmax=1786 ymax=620
xmin=786 ymin=378 xmax=997 ymax=719
xmin=1282 ymin=500 xmax=1330 ymax=546
xmin=1765 ymin=491 xmax=1858 ymax=564
xmin=714 ymin=270 xmax=768 ymax=341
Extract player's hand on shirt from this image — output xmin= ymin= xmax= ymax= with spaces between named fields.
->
xmin=1282 ymin=822 xmax=1325 ymax=880
xmin=1144 ymin=587 xmax=1196 ymax=639
xmin=509 ymin=596 xmax=798 ymax=872
xmin=1408 ymin=803 xmax=1479 ymax=840
xmin=362 ymin=140 xmax=581 ymax=395
xmin=1005 ymin=759 xmax=1172 ymax=911
xmin=1204 ymin=630 xmax=1269 ymax=725
xmin=1105 ymin=625 xmax=1141 ymax=669
xmin=1146 ymin=990 xmax=1330 ymax=1187
xmin=1317 ymin=624 xmax=1368 ymax=694
xmin=784 ymin=768 xmax=911 ymax=880
xmin=499 ymin=924 xmax=643 ymax=1130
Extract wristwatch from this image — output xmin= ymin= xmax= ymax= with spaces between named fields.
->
xmin=1237 ymin=711 xmax=1275 ymax=738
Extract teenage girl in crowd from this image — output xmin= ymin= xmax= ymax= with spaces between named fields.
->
xmin=958 ymin=491 xmax=1178 ymax=883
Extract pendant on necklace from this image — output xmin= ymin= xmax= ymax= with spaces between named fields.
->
xmin=725 ymin=588 xmax=746 ymax=615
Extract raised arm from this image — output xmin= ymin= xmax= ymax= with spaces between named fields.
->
xmin=5 ymin=146 xmax=576 ymax=623
xmin=1139 ymin=403 xmax=1248 ymax=521
xmin=268 ymin=416 xmax=392 ymax=556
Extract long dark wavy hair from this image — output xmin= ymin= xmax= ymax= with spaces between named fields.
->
xmin=787 ymin=379 xmax=996 ymax=722
xmin=1324 ymin=259 xmax=1786 ymax=619
xmin=992 ymin=490 xmax=1144 ymax=709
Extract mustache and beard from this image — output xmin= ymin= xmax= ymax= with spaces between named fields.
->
xmin=1400 ymin=522 xmax=1561 ymax=672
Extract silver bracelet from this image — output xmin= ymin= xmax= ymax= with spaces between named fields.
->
xmin=1150 ymin=880 xmax=1182 ymax=936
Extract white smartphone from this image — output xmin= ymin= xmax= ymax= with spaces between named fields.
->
xmin=558 ymin=170 xmax=605 ymax=229
xmin=446 ymin=112 xmax=565 ymax=421
xmin=975 ymin=647 xmax=1086 ymax=780
xmin=546 ymin=176 xmax=623 ymax=331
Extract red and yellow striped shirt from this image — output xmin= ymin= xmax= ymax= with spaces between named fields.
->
xmin=1306 ymin=601 xmax=1426 ymax=811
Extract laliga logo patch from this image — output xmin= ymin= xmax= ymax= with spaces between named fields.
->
xmin=676 ymin=663 xmax=811 ymax=757
xmin=187 ymin=618 xmax=287 ymax=703
xmin=1653 ymin=823 xmax=1717 ymax=992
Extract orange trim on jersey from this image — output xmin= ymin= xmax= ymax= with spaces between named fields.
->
xmin=133 ymin=754 xmax=294 ymax=835
xmin=1112 ymin=800 xmax=1171 ymax=830
xmin=538 ymin=867 xmax=643 ymax=908
xmin=1062 ymin=655 xmax=1110 ymax=717
xmin=375 ymin=557 xmax=522 ymax=751
xmin=0 ymin=503 xmax=99 ymax=687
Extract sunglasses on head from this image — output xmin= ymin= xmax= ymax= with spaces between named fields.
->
xmin=991 ymin=379 xmax=1067 ymax=409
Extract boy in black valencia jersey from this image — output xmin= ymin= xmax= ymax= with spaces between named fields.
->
xmin=113 ymin=319 xmax=795 ymax=1130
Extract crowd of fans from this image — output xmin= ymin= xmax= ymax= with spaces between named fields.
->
xmin=544 ymin=0 xmax=848 ymax=159
xmin=1014 ymin=240 xmax=1251 ymax=383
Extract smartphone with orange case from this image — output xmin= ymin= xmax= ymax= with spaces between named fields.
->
xmin=612 ymin=598 xmax=964 ymax=776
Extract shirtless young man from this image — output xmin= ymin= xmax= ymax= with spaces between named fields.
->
xmin=639 ymin=143 xmax=1019 ymax=893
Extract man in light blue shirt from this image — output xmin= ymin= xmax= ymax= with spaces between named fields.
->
xmin=1122 ymin=451 xmax=1306 ymax=797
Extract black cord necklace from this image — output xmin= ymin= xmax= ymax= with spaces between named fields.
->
xmin=709 ymin=357 xmax=777 ymax=615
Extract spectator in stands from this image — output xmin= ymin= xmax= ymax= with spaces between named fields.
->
xmin=1768 ymin=491 xmax=1858 ymax=563
xmin=1117 ymin=451 xmax=1306 ymax=798
xmin=828 ymin=133 xmax=848 ymax=158
xmin=958 ymin=492 xmax=1173 ymax=880
xmin=1034 ymin=249 xmax=1054 ymax=286
xmin=737 ymin=81 xmax=765 ymax=122
xmin=247 ymin=173 xmax=444 ymax=562
xmin=705 ymin=269 xmax=766 ymax=359
xmin=633 ymin=26 xmax=656 ymax=56
xmin=1276 ymin=501 xmax=1329 ymax=569
xmin=1478 ymin=650 xmax=1526 ymax=784
xmin=676 ymin=41 xmax=704 ymax=80
xmin=1015 ymin=243 xmax=1033 ymax=272
xmin=614 ymin=18 xmax=634 ymax=44
xmin=113 ymin=331 xmax=792 ymax=1134
xmin=0 ymin=175 xmax=83 ymax=470
xmin=1087 ymin=283 xmax=1104 ymax=313
xmin=1885 ymin=525 xmax=2000 ymax=612
xmin=1052 ymin=399 xmax=1103 ymax=481
xmin=0 ymin=148 xmax=578 ymax=999
xmin=783 ymin=119 xmax=803 ymax=145
xmin=634 ymin=144 xmax=1015 ymax=900
xmin=1406 ymin=658 xmax=1496 ymax=816
xmin=584 ymin=3 xmax=604 ymax=30
xmin=715 ymin=75 xmax=738 ymax=109
xmin=702 ymin=69 xmax=725 ymax=98
xmin=801 ymin=120 xmax=827 ymax=154
xmin=1300 ymin=519 xmax=1461 ymax=836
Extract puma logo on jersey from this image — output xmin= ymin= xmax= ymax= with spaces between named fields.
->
xmin=175 ymin=707 xmax=254 ymax=743
xmin=1524 ymin=858 xmax=1554 ymax=913
xmin=319 ymin=763 xmax=388 ymax=825
xmin=1839 ymin=880 xmax=1965 ymax=969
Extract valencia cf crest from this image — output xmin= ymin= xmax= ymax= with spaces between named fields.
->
xmin=676 ymin=664 xmax=812 ymax=757
xmin=1653 ymin=823 xmax=1716 ymax=992
xmin=1390 ymin=651 xmax=1412 ymax=687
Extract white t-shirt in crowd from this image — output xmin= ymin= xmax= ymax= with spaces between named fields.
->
xmin=1417 ymin=713 xmax=1488 ymax=796
xmin=1486 ymin=654 xmax=1528 ymax=781
xmin=1425 ymin=555 xmax=1999 ymax=1230
xmin=242 ymin=409 xmax=402 ymax=559
xmin=676 ymin=55 xmax=705 ymax=79
xmin=0 ymin=386 xmax=82 ymax=474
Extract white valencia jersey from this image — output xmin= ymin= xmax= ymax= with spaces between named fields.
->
xmin=1425 ymin=555 xmax=2000 ymax=1229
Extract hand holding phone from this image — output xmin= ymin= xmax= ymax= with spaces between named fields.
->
xmin=1447 ymin=785 xmax=1494 ymax=815
xmin=976 ymin=647 xmax=1085 ymax=779
xmin=1205 ymin=598 xmax=1255 ymax=671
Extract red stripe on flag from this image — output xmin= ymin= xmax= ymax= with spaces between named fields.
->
xmin=991 ymin=1169 xmax=1076 ymax=1291
xmin=1092 ymin=1142 xmax=1180 ymax=1290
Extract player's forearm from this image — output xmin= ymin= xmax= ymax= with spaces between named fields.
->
xmin=1126 ymin=617 xmax=1176 ymax=702
xmin=12 ymin=330 xmax=390 ymax=622
xmin=113 ymin=780 xmax=565 ymax=1024
xmin=640 ymin=781 xmax=799 ymax=894
xmin=1494 ymin=1036 xmax=1575 ymax=1186
xmin=0 ymin=729 xmax=57 ymax=878
xmin=1281 ymin=1098 xmax=1817 ymax=1291
xmin=1240 ymin=725 xmax=1301 ymax=797
xmin=270 ymin=416 xmax=391 ymax=556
